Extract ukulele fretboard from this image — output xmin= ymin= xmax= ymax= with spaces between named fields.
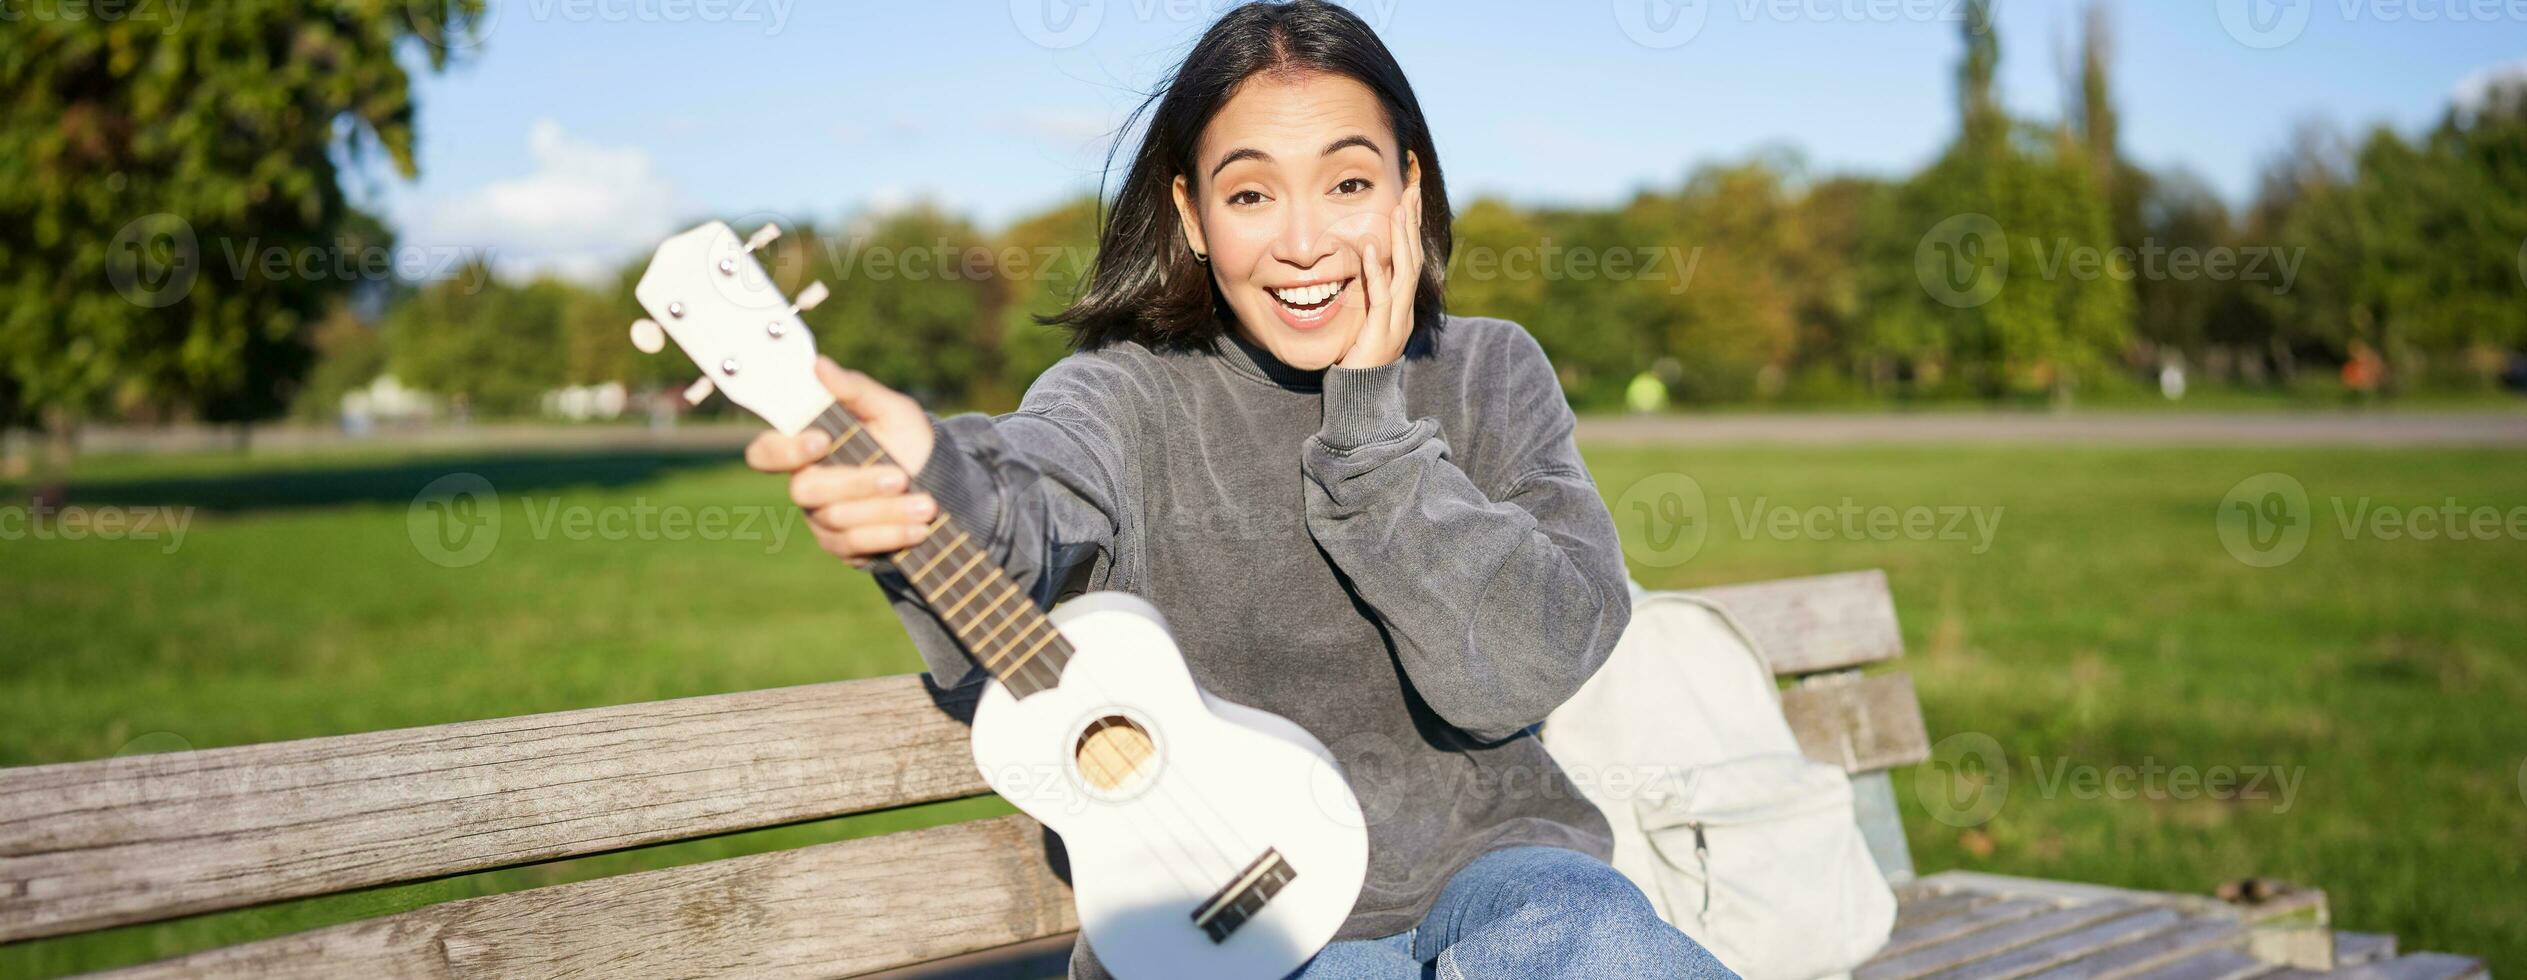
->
xmin=808 ymin=402 xmax=1071 ymax=698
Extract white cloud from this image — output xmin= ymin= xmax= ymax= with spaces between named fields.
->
xmin=406 ymin=120 xmax=686 ymax=284
xmin=2452 ymin=58 xmax=2527 ymax=118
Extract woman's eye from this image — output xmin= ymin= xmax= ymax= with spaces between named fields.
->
xmin=1333 ymin=178 xmax=1374 ymax=196
xmin=1227 ymin=190 xmax=1267 ymax=207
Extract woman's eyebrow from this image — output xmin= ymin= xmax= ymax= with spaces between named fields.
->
xmin=1322 ymin=134 xmax=1382 ymax=158
xmin=1206 ymin=135 xmax=1385 ymax=179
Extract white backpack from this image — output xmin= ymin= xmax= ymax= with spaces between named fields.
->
xmin=1543 ymin=587 xmax=1896 ymax=980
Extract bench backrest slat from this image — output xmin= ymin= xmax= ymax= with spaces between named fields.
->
xmin=0 ymin=675 xmax=988 ymax=944
xmin=1689 ymin=569 xmax=1906 ymax=676
xmin=92 ymin=814 xmax=1073 ymax=979
xmin=1780 ymin=672 xmax=1933 ymax=773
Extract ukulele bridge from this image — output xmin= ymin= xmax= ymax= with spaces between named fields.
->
xmin=1191 ymin=848 xmax=1298 ymax=944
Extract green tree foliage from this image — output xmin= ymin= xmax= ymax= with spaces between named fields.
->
xmin=0 ymin=0 xmax=484 ymax=432
xmin=1859 ymin=0 xmax=2132 ymax=399
xmin=170 ymin=0 xmax=2526 ymax=420
xmin=991 ymin=195 xmax=1100 ymax=409
xmin=2260 ymin=85 xmax=2527 ymax=387
xmin=803 ymin=206 xmax=998 ymax=406
xmin=385 ymin=268 xmax=570 ymax=416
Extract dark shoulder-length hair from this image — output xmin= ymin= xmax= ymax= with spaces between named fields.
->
xmin=1046 ymin=0 xmax=1452 ymax=351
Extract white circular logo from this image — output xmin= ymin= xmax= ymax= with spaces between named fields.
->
xmin=1321 ymin=731 xmax=1405 ymax=827
xmin=106 ymin=213 xmax=199 ymax=309
xmin=1918 ymin=732 xmax=2009 ymax=828
xmin=1613 ymin=0 xmax=1707 ymax=48
xmin=409 ymin=472 xmax=501 ymax=568
xmin=1916 ymin=213 xmax=2007 ymax=309
xmin=707 ymin=209 xmax=813 ymax=316
xmin=2217 ymin=472 xmax=2310 ymax=568
xmin=1614 ymin=473 xmax=1707 ymax=569
xmin=1011 ymin=0 xmax=1103 ymax=49
xmin=2217 ymin=0 xmax=2310 ymax=49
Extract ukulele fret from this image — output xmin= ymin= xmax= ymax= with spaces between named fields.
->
xmin=802 ymin=401 xmax=1073 ymax=699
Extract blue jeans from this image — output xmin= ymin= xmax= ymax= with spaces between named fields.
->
xmin=1286 ymin=846 xmax=1738 ymax=979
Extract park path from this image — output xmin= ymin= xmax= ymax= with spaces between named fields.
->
xmin=1575 ymin=410 xmax=2527 ymax=447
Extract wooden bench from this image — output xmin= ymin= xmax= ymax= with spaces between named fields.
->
xmin=0 ymin=570 xmax=2485 ymax=978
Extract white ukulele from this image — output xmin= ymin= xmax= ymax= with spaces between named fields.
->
xmin=629 ymin=222 xmax=1370 ymax=979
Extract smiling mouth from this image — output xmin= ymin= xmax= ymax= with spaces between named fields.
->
xmin=1269 ymin=279 xmax=1352 ymax=313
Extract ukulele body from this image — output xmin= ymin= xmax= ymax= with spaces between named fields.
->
xmin=968 ymin=591 xmax=1370 ymax=980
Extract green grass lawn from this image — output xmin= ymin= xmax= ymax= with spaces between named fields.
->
xmin=3 ymin=439 xmax=2522 ymax=975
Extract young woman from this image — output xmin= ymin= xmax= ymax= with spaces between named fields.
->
xmin=749 ymin=3 xmax=1734 ymax=977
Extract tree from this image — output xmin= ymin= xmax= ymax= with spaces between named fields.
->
xmin=0 ymin=1 xmax=486 ymax=460
xmin=386 ymin=268 xmax=571 ymax=417
xmin=992 ymin=195 xmax=1100 ymax=409
xmin=805 ymin=205 xmax=999 ymax=407
xmin=1858 ymin=0 xmax=2132 ymax=400
xmin=2257 ymin=85 xmax=2527 ymax=389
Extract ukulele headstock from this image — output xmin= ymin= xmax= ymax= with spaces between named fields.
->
xmin=629 ymin=221 xmax=832 ymax=434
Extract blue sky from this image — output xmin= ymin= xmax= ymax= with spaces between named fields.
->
xmin=368 ymin=0 xmax=2527 ymax=280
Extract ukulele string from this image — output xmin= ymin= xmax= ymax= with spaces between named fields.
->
xmin=967 ymin=575 xmax=1257 ymax=886
xmin=937 ymin=531 xmax=1274 ymax=886
xmin=818 ymin=405 xmax=1272 ymax=884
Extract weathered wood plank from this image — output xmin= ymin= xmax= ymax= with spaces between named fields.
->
xmin=2021 ymin=920 xmax=2248 ymax=980
xmin=1895 ymin=891 xmax=1996 ymax=933
xmin=2331 ymin=933 xmax=2397 ymax=967
xmin=92 ymin=814 xmax=1075 ymax=979
xmin=2365 ymin=953 xmax=2490 ymax=980
xmin=1782 ymin=671 xmax=1933 ymax=772
xmin=1691 ymin=569 xmax=1905 ymax=674
xmin=1878 ymin=898 xmax=2056 ymax=960
xmin=1918 ymin=907 xmax=2184 ymax=980
xmin=866 ymin=932 xmax=1075 ymax=979
xmin=1861 ymin=901 xmax=2139 ymax=980
xmin=0 ymin=676 xmax=990 ymax=943
xmin=2128 ymin=948 xmax=2274 ymax=980
xmin=2264 ymin=953 xmax=2488 ymax=980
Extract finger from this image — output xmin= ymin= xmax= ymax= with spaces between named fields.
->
xmin=1407 ymin=182 xmax=1426 ymax=271
xmin=747 ymin=429 xmax=831 ymax=473
xmin=1362 ymin=239 xmax=1389 ymax=333
xmin=788 ymin=463 xmax=910 ymax=509
xmin=1392 ymin=192 xmax=1421 ymax=322
xmin=809 ymin=523 xmax=883 ymax=566
xmin=816 ymin=357 xmax=918 ymax=426
xmin=807 ymin=494 xmax=937 ymax=534
xmin=842 ymin=521 xmax=933 ymax=556
xmin=1391 ymin=195 xmax=1411 ymax=306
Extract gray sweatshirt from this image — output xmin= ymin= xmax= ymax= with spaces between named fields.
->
xmin=877 ymin=314 xmax=1629 ymax=965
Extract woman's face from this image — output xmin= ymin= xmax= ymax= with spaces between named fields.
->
xmin=1174 ymin=71 xmax=1416 ymax=371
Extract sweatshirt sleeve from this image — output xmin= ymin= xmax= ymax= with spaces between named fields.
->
xmin=1299 ymin=324 xmax=1631 ymax=742
xmin=871 ymin=357 xmax=1138 ymax=690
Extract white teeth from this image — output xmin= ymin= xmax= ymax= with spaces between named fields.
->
xmin=1271 ymin=280 xmax=1347 ymax=307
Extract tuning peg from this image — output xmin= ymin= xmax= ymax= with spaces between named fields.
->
xmin=792 ymin=280 xmax=830 ymax=313
xmin=743 ymin=224 xmax=782 ymax=253
xmin=629 ymin=318 xmax=666 ymax=354
xmin=682 ymin=376 xmax=716 ymax=406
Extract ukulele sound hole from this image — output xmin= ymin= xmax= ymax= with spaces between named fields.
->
xmin=1074 ymin=715 xmax=1158 ymax=794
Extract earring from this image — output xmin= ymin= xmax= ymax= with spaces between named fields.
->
xmin=1192 ymin=249 xmax=1208 ymax=263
